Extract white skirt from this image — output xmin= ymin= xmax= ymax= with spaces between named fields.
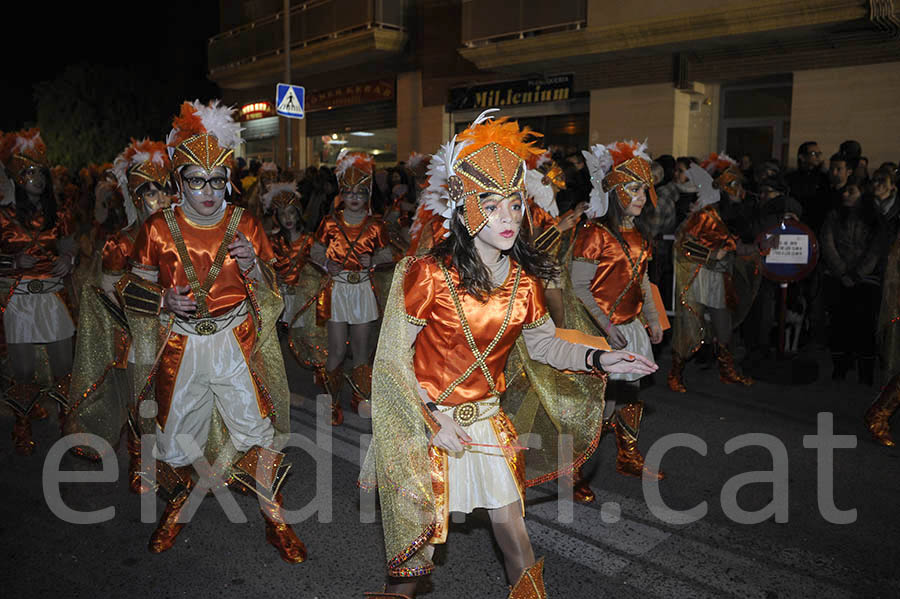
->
xmin=686 ymin=266 xmax=727 ymax=309
xmin=3 ymin=279 xmax=75 ymax=344
xmin=446 ymin=417 xmax=521 ymax=514
xmin=330 ymin=270 xmax=379 ymax=325
xmin=609 ymin=318 xmax=654 ymax=382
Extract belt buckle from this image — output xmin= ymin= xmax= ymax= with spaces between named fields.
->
xmin=27 ymin=280 xmax=44 ymax=294
xmin=452 ymin=403 xmax=479 ymax=427
xmin=194 ymin=319 xmax=218 ymax=336
xmin=346 ymin=271 xmax=361 ymax=284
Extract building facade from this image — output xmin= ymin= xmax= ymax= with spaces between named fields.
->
xmin=210 ymin=0 xmax=900 ymax=169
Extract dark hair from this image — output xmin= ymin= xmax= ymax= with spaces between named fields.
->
xmin=430 ymin=209 xmax=559 ymax=301
xmin=830 ymin=153 xmax=848 ymax=166
xmin=601 ymin=189 xmax=651 ymax=246
xmin=274 ymin=203 xmax=302 ymax=246
xmin=798 ymin=141 xmax=818 ymax=156
xmin=675 ymin=156 xmax=693 ymax=170
xmin=14 ymin=166 xmax=57 ymax=230
xmin=656 ymin=154 xmax=675 ymax=184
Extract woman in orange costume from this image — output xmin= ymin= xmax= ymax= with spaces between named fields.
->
xmin=361 ymin=110 xmax=657 ymax=599
xmin=124 ymin=100 xmax=304 ymax=563
xmin=309 ymin=152 xmax=393 ymax=424
xmin=668 ymin=154 xmax=761 ymax=392
xmin=64 ymin=139 xmax=172 ymax=491
xmin=568 ymin=140 xmax=666 ymax=500
xmin=0 ymin=129 xmax=77 ymax=455
xmin=263 ymin=182 xmax=314 ymax=331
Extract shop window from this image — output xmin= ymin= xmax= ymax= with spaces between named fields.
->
xmin=312 ymin=128 xmax=398 ymax=166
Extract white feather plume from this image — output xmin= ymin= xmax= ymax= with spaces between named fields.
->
xmin=524 ymin=168 xmax=558 ymax=217
xmin=582 ymin=144 xmax=613 ymax=218
xmin=686 ymin=164 xmax=719 ymax=210
xmin=261 ymin=181 xmax=299 ymax=212
xmin=111 ymin=153 xmax=136 ymax=226
xmin=192 ymin=99 xmax=243 ymax=150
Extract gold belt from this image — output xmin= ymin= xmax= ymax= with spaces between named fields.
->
xmin=336 ymin=270 xmax=368 ymax=284
xmin=16 ymin=279 xmax=63 ymax=295
xmin=439 ymin=398 xmax=500 ymax=427
xmin=172 ymin=303 xmax=248 ymax=336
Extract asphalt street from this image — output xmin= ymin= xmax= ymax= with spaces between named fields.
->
xmin=2 ymin=346 xmax=899 ymax=598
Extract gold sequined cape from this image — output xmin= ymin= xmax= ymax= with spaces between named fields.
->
xmin=879 ymin=234 xmax=900 ymax=383
xmin=126 ymin=263 xmax=291 ymax=470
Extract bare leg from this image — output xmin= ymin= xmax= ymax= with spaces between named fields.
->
xmin=349 ymin=322 xmax=373 ymax=368
xmin=325 ymin=321 xmax=349 ymax=370
xmin=489 ymin=501 xmax=536 ymax=584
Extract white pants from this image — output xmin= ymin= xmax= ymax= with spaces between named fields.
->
xmin=154 ymin=323 xmax=274 ymax=467
xmin=3 ymin=279 xmax=75 ymax=343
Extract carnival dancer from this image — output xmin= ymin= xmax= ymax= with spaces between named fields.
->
xmin=865 ymin=227 xmax=900 ymax=445
xmin=121 ymin=100 xmax=304 ymax=562
xmin=64 ymin=139 xmax=172 ymax=491
xmin=309 ymin=152 xmax=393 ymax=424
xmin=264 ymin=182 xmax=314 ymax=331
xmin=0 ymin=129 xmax=77 ymax=456
xmin=567 ymin=140 xmax=666 ymax=500
xmin=668 ymin=154 xmax=762 ymax=392
xmin=360 ymin=110 xmax=656 ymax=599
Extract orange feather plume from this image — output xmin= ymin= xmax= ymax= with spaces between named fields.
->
xmin=456 ymin=117 xmax=544 ymax=163
xmin=169 ymin=102 xmax=205 ymax=148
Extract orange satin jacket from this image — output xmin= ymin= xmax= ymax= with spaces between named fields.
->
xmin=679 ymin=205 xmax=737 ymax=255
xmin=404 ymin=255 xmax=549 ymax=406
xmin=0 ymin=205 xmax=74 ymax=278
xmin=272 ymin=233 xmax=314 ymax=286
xmin=315 ymin=211 xmax=388 ymax=271
xmin=102 ymin=228 xmax=138 ymax=275
xmin=527 ymin=198 xmax=558 ymax=231
xmin=131 ymin=204 xmax=275 ymax=317
xmin=573 ymin=221 xmax=651 ymax=324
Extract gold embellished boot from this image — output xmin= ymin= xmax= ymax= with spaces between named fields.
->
xmin=667 ymin=352 xmax=687 ymax=393
xmin=614 ymin=403 xmax=665 ymax=480
xmin=562 ymin=466 xmax=595 ymax=504
xmin=864 ymin=374 xmax=900 ymax=447
xmin=7 ymin=383 xmax=41 ymax=456
xmin=148 ymin=464 xmax=194 ymax=554
xmin=349 ymin=363 xmax=372 ymax=414
xmin=260 ymin=492 xmax=308 ymax=564
xmin=325 ymin=366 xmax=344 ymax=426
xmin=508 ymin=557 xmax=546 ymax=599
xmin=126 ymin=417 xmax=151 ymax=494
xmin=717 ymin=344 xmax=753 ymax=386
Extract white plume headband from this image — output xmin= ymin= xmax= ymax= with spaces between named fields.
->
xmin=582 ymin=139 xmax=651 ymax=218
xmin=524 ymin=168 xmax=558 ymax=217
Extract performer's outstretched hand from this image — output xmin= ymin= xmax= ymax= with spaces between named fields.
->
xmin=430 ymin=411 xmax=473 ymax=453
xmin=164 ymin=285 xmax=197 ymax=318
xmin=595 ymin=350 xmax=658 ymax=376
xmin=228 ymin=231 xmax=257 ymax=271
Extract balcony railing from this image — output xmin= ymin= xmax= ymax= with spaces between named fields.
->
xmin=461 ymin=0 xmax=586 ymax=48
xmin=209 ymin=0 xmax=406 ymax=74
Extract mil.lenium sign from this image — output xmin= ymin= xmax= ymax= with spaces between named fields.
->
xmin=449 ymin=75 xmax=573 ymax=111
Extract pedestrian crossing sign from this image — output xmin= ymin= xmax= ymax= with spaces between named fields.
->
xmin=276 ymin=83 xmax=305 ymax=119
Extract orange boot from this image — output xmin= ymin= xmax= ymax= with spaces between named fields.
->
xmin=509 ymin=558 xmax=546 ymax=599
xmin=614 ymin=403 xmax=665 ymax=480
xmin=864 ymin=374 xmax=900 ymax=447
xmin=148 ymin=464 xmax=194 ymax=553
xmin=6 ymin=383 xmax=41 ymax=456
xmin=349 ymin=363 xmax=372 ymax=414
xmin=563 ymin=466 xmax=596 ymax=504
xmin=126 ymin=416 xmax=151 ymax=494
xmin=717 ymin=344 xmax=753 ymax=386
xmin=667 ymin=352 xmax=687 ymax=393
xmin=48 ymin=373 xmax=72 ymax=436
xmin=260 ymin=493 xmax=308 ymax=564
xmin=325 ymin=366 xmax=344 ymax=426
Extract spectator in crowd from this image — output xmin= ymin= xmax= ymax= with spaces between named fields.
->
xmin=872 ymin=165 xmax=900 ymax=242
xmin=557 ymin=153 xmax=591 ymax=214
xmin=646 ymin=160 xmax=678 ymax=313
xmin=656 ymin=154 xmax=676 ymax=186
xmin=820 ymin=177 xmax=885 ymax=383
xmin=673 ymin=156 xmax=698 ymax=224
xmin=787 ymin=141 xmax=829 ymax=229
xmin=840 ymin=140 xmax=862 ymax=170
xmin=856 ymin=156 xmax=870 ymax=185
xmin=242 ymin=158 xmax=261 ymax=192
xmin=821 ymin=153 xmax=852 ymax=228
xmin=740 ymin=153 xmax=755 ymax=190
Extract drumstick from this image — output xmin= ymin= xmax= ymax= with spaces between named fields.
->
xmin=462 ymin=441 xmax=528 ymax=451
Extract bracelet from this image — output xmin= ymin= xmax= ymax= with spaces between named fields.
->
xmin=588 ymin=349 xmax=607 ymax=373
xmin=425 ymin=401 xmax=439 ymax=413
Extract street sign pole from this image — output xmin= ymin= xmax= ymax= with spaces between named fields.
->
xmin=283 ymin=0 xmax=292 ymax=168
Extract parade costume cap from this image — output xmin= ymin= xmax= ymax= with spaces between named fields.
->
xmin=582 ymin=139 xmax=656 ymax=219
xmin=333 ymin=150 xmax=375 ymax=212
xmin=701 ymin=152 xmax=742 ymax=191
xmin=686 ymin=163 xmax=719 ymax=210
xmin=113 ymin=139 xmax=172 ymax=227
xmin=529 ymin=150 xmax=566 ymax=191
xmin=1 ymin=128 xmax=49 ymax=179
xmin=428 ymin=108 xmax=543 ymax=237
xmin=166 ymin=100 xmax=242 ymax=193
xmin=262 ymin=181 xmax=301 ymax=212
xmin=525 ymin=166 xmax=559 ymax=217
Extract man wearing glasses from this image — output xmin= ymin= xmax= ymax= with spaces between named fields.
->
xmin=124 ymin=101 xmax=306 ymax=564
xmin=786 ymin=141 xmax=830 ymax=233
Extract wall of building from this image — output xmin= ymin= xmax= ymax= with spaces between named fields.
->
xmin=686 ymin=83 xmax=720 ymax=160
xmin=588 ymin=0 xmax=744 ymax=27
xmin=789 ymin=61 xmax=900 ymax=169
xmin=589 ymin=83 xmax=692 ymax=157
xmin=397 ymin=71 xmax=448 ymax=159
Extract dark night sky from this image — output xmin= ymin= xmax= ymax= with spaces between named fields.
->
xmin=2 ymin=0 xmax=221 ymax=132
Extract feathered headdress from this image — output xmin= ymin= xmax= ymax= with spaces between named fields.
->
xmin=335 ymin=150 xmax=375 ymax=193
xmin=166 ymin=100 xmax=242 ymax=186
xmin=430 ymin=109 xmax=543 ymax=237
xmin=0 ymin=129 xmax=48 ymax=180
xmin=686 ymin=163 xmax=719 ymax=210
xmin=113 ymin=138 xmax=172 ymax=226
xmin=582 ymin=139 xmax=656 ymax=218
xmin=261 ymin=181 xmax=300 ymax=213
xmin=524 ymin=168 xmax=559 ymax=217
xmin=406 ymin=152 xmax=431 ymax=181
xmin=701 ymin=151 xmax=742 ymax=191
